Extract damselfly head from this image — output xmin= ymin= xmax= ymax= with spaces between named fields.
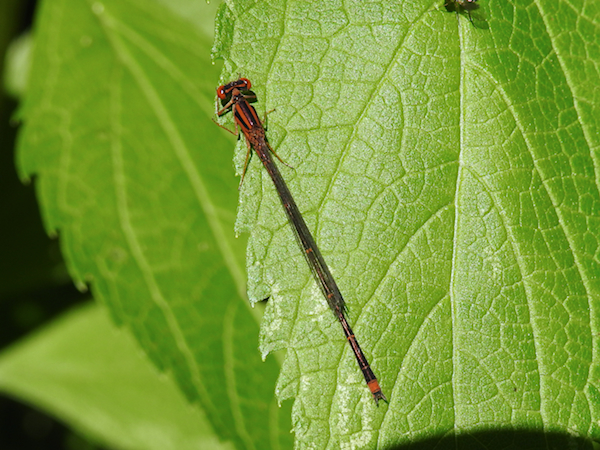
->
xmin=217 ymin=78 xmax=252 ymax=100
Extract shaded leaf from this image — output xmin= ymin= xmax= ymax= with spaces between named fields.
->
xmin=16 ymin=0 xmax=292 ymax=449
xmin=0 ymin=302 xmax=235 ymax=450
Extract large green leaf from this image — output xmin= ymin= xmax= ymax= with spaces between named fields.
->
xmin=213 ymin=0 xmax=600 ymax=448
xmin=16 ymin=0 xmax=292 ymax=449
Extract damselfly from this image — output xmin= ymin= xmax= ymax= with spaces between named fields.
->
xmin=216 ymin=78 xmax=386 ymax=405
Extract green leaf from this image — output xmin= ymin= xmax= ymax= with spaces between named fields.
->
xmin=213 ymin=0 xmax=600 ymax=448
xmin=0 ymin=302 xmax=235 ymax=450
xmin=16 ymin=0 xmax=292 ymax=449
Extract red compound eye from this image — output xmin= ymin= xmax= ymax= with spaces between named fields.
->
xmin=216 ymin=85 xmax=227 ymax=100
xmin=239 ymin=78 xmax=251 ymax=90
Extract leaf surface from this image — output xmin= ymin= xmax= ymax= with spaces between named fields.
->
xmin=213 ymin=0 xmax=600 ymax=448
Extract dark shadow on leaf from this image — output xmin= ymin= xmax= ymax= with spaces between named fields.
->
xmin=383 ymin=428 xmax=599 ymax=450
